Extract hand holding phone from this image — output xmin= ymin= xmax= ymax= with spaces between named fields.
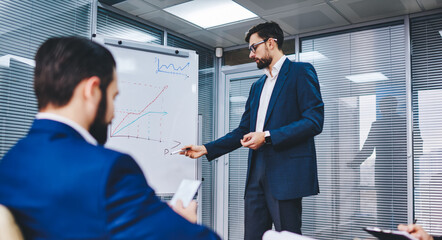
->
xmin=170 ymin=179 xmax=201 ymax=208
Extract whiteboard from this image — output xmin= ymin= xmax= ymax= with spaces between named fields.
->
xmin=97 ymin=37 xmax=199 ymax=194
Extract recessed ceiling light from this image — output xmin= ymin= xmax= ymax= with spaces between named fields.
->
xmin=164 ymin=0 xmax=258 ymax=29
xmin=345 ymin=72 xmax=389 ymax=83
xmin=439 ymin=30 xmax=442 ymax=37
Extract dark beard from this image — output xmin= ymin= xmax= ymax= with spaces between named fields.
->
xmin=89 ymin=90 xmax=108 ymax=145
xmin=256 ymin=57 xmax=272 ymax=69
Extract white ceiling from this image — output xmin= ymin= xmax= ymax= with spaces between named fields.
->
xmin=105 ymin=0 xmax=442 ymax=48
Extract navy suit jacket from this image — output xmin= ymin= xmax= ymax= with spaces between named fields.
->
xmin=205 ymin=59 xmax=324 ymax=200
xmin=0 ymin=119 xmax=220 ymax=240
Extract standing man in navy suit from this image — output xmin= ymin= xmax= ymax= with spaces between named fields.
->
xmin=0 ymin=37 xmax=219 ymax=240
xmin=183 ymin=22 xmax=324 ymax=239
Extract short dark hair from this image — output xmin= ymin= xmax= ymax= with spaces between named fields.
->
xmin=245 ymin=22 xmax=284 ymax=49
xmin=34 ymin=36 xmax=116 ymax=109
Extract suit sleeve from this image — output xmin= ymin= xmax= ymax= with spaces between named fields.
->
xmin=104 ymin=154 xmax=220 ymax=240
xmin=270 ymin=62 xmax=324 ymax=150
xmin=204 ymin=82 xmax=255 ymax=161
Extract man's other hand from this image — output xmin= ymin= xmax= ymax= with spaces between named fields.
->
xmin=241 ymin=132 xmax=265 ymax=150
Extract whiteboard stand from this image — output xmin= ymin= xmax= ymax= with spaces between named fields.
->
xmin=197 ymin=114 xmax=203 ymax=224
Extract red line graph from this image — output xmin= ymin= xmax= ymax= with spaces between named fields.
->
xmin=111 ymin=85 xmax=168 ymax=136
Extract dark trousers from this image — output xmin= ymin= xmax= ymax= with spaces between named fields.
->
xmin=244 ymin=152 xmax=302 ymax=240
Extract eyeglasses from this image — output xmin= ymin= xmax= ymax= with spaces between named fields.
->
xmin=248 ymin=38 xmax=277 ymax=53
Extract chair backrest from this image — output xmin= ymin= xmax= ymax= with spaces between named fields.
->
xmin=0 ymin=205 xmax=24 ymax=240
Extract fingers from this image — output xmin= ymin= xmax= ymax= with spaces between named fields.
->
xmin=241 ymin=138 xmax=253 ymax=148
xmin=242 ymin=132 xmax=252 ymax=141
xmin=241 ymin=132 xmax=265 ymax=150
xmin=174 ymin=199 xmax=184 ymax=210
xmin=187 ymin=200 xmax=198 ymax=212
xmin=398 ymin=224 xmax=410 ymax=232
xmin=182 ymin=145 xmax=193 ymax=150
xmin=180 ymin=145 xmax=207 ymax=159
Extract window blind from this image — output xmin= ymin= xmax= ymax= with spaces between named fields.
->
xmin=411 ymin=13 xmax=442 ymax=236
xmin=167 ymin=34 xmax=216 ymax=229
xmin=0 ymin=0 xmax=91 ymax=159
xmin=301 ymin=23 xmax=408 ymax=239
xmin=96 ymin=7 xmax=163 ymax=45
xmin=227 ymin=76 xmax=259 ymax=239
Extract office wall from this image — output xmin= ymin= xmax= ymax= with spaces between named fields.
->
xmin=0 ymin=0 xmax=92 ymax=158
xmin=412 ymin=13 xmax=442 ymax=236
xmin=301 ymin=22 xmax=408 ymax=239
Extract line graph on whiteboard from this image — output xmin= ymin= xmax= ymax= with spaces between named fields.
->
xmin=109 ymin=56 xmax=194 ymax=156
xmin=155 ymin=57 xmax=190 ymax=79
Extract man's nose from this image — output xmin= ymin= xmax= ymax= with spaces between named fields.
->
xmin=249 ymin=51 xmax=255 ymax=59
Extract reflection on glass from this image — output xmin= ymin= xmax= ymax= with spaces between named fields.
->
xmin=350 ymin=96 xmax=418 ymax=228
xmin=414 ymin=89 xmax=442 ymax=231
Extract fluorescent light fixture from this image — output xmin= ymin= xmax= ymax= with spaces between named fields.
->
xmin=0 ymin=54 xmax=35 ymax=68
xmin=439 ymin=30 xmax=442 ymax=37
xmin=345 ymin=72 xmax=389 ymax=83
xmin=299 ymin=51 xmax=327 ymax=62
xmin=164 ymin=0 xmax=258 ymax=29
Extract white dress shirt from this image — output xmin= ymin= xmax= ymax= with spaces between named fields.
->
xmin=255 ymin=55 xmax=287 ymax=135
xmin=36 ymin=112 xmax=97 ymax=145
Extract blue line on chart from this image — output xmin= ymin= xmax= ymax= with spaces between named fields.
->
xmin=155 ymin=58 xmax=190 ymax=78
xmin=113 ymin=111 xmax=168 ymax=136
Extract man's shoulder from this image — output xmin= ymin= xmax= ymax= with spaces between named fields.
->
xmin=3 ymin=130 xmax=130 ymax=168
xmin=288 ymin=60 xmax=314 ymax=69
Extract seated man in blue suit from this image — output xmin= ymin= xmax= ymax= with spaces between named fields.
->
xmin=0 ymin=37 xmax=220 ymax=240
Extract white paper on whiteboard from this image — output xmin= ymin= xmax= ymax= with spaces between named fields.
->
xmin=170 ymin=179 xmax=201 ymax=207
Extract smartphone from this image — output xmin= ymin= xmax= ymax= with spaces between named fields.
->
xmin=169 ymin=179 xmax=201 ymax=208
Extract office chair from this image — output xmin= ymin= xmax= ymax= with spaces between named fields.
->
xmin=0 ymin=204 xmax=24 ymax=240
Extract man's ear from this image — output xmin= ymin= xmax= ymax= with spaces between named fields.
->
xmin=83 ymin=76 xmax=101 ymax=101
xmin=268 ymin=38 xmax=277 ymax=50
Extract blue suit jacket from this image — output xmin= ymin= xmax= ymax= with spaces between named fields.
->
xmin=0 ymin=119 xmax=220 ymax=240
xmin=205 ymin=59 xmax=324 ymax=200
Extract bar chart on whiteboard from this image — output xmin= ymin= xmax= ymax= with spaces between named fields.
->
xmin=102 ymin=39 xmax=199 ymax=194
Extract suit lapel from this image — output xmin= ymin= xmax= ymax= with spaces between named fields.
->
xmin=264 ymin=59 xmax=290 ymax=128
xmin=250 ymin=75 xmax=266 ymax=132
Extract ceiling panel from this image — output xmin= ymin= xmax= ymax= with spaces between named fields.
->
xmin=419 ymin=0 xmax=442 ymax=9
xmin=138 ymin=10 xmax=202 ymax=34
xmin=104 ymin=0 xmax=442 ymax=48
xmin=234 ymin=0 xmax=325 ymax=16
xmin=113 ymin=0 xmax=156 ymax=16
xmin=186 ymin=30 xmax=237 ymax=47
xmin=330 ymin=0 xmax=422 ymax=23
xmin=141 ymin=0 xmax=191 ymax=8
xmin=208 ymin=18 xmax=268 ymax=45
xmin=265 ymin=2 xmax=349 ymax=34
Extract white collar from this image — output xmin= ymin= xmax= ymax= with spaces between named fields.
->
xmin=264 ymin=55 xmax=287 ymax=78
xmin=35 ymin=112 xmax=97 ymax=145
